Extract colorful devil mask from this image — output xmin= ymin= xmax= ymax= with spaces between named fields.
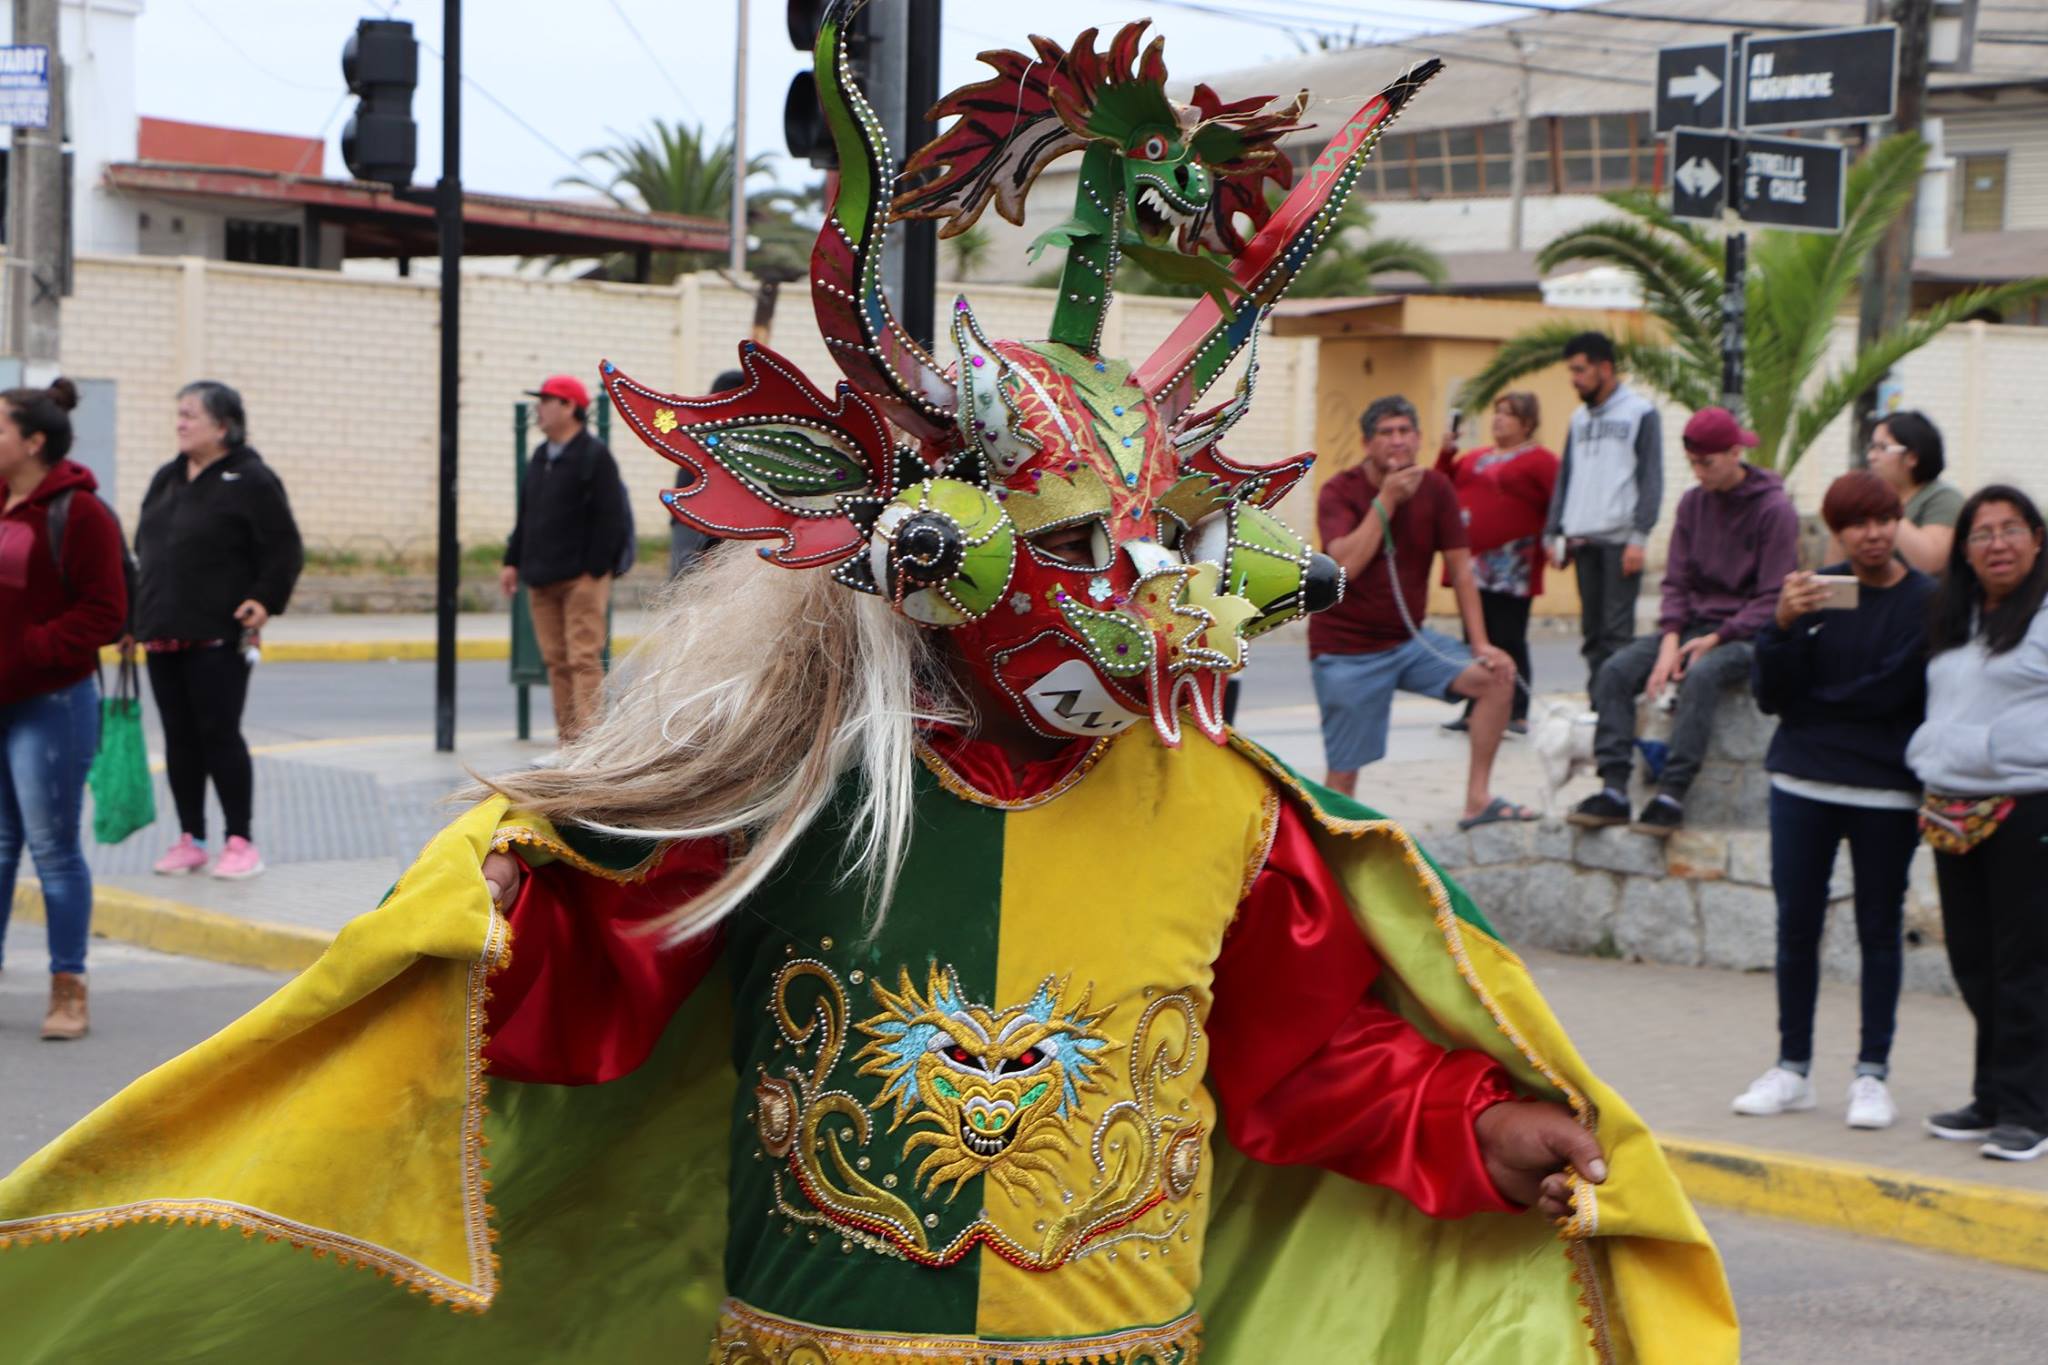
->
xmin=601 ymin=2 xmax=1441 ymax=747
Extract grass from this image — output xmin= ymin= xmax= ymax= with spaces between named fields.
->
xmin=304 ymin=537 xmax=671 ymax=578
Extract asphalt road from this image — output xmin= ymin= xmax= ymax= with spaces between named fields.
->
xmin=5 ymin=924 xmax=2044 ymax=1360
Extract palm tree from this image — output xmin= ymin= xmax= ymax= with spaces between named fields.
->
xmin=1111 ymin=198 xmax=1447 ymax=300
xmin=945 ymin=224 xmax=993 ymax=281
xmin=1457 ymin=134 xmax=2048 ymax=472
xmin=554 ymin=120 xmax=775 ymax=283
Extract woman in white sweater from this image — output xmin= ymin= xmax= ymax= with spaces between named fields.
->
xmin=1907 ymin=484 xmax=2048 ymax=1162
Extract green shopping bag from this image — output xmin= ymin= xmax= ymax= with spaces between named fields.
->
xmin=88 ymin=658 xmax=156 ymax=845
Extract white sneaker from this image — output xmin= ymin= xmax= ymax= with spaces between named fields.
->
xmin=1732 ymin=1066 xmax=1817 ymax=1116
xmin=1846 ymin=1075 xmax=1898 ymax=1130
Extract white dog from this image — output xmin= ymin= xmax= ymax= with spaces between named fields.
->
xmin=1530 ymin=696 xmax=1599 ymax=815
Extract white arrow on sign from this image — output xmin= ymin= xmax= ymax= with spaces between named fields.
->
xmin=1676 ymin=156 xmax=1723 ymax=200
xmin=1667 ymin=64 xmax=1723 ymax=106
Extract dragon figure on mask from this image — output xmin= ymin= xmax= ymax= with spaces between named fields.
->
xmin=0 ymin=6 xmax=1739 ymax=1363
xmin=598 ymin=6 xmax=1442 ymax=745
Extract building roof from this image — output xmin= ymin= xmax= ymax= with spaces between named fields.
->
xmin=137 ymin=117 xmax=324 ymax=177
xmin=104 ymin=162 xmax=728 ymax=262
xmin=1195 ymin=0 xmax=2048 ymax=138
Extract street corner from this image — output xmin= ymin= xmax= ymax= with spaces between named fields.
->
xmin=11 ymin=880 xmax=329 ymax=976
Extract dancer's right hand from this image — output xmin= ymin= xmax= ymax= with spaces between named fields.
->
xmin=482 ymin=851 xmax=524 ymax=910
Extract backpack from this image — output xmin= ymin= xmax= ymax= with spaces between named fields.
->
xmin=47 ymin=488 xmax=139 ymax=639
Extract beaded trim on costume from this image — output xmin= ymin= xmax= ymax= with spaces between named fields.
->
xmin=712 ymin=1299 xmax=1202 ymax=1364
xmin=1228 ymin=733 xmax=1615 ymax=1365
xmin=913 ymin=734 xmax=1114 ymax=811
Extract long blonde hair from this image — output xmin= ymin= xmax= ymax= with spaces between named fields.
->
xmin=483 ymin=544 xmax=961 ymax=942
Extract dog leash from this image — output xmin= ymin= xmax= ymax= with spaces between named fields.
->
xmin=1371 ymin=490 xmax=1536 ymax=703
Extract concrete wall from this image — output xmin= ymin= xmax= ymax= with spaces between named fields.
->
xmin=51 ymin=256 xmax=1317 ymax=555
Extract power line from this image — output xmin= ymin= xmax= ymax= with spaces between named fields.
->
xmin=599 ymin=0 xmax=708 ymax=127
xmin=180 ymin=0 xmax=337 ymax=92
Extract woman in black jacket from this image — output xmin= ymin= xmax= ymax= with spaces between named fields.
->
xmin=1732 ymin=471 xmax=1935 ymax=1132
xmin=132 ymin=380 xmax=302 ymax=881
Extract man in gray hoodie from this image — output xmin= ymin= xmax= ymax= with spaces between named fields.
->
xmin=1545 ymin=332 xmax=1664 ymax=686
xmin=1570 ymin=407 xmax=1799 ymax=836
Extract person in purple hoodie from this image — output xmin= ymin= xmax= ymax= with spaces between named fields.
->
xmin=1570 ymin=407 xmax=1800 ymax=836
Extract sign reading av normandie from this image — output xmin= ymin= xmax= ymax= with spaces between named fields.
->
xmin=1739 ymin=25 xmax=1899 ymax=131
xmin=0 ymin=44 xmax=49 ymax=129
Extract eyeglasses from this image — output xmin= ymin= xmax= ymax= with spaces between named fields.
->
xmin=1866 ymin=440 xmax=1906 ymax=456
xmin=1966 ymin=525 xmax=2036 ymax=549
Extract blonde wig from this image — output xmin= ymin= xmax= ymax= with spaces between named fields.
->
xmin=483 ymin=543 xmax=962 ymax=942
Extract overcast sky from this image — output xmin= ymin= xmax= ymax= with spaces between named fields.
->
xmin=123 ymin=0 xmax=1530 ymax=201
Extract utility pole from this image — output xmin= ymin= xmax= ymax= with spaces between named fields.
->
xmin=1852 ymin=0 xmax=1932 ymax=463
xmin=433 ymin=0 xmax=462 ymax=752
xmin=6 ymin=0 xmax=62 ymax=371
xmin=862 ymin=0 xmax=939 ymax=351
xmin=1506 ymin=31 xmax=1531 ymax=253
xmin=1721 ymin=33 xmax=1750 ymax=413
xmin=732 ymin=0 xmax=749 ymax=276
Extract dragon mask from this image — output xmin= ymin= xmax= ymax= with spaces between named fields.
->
xmin=601 ymin=1 xmax=1439 ymax=748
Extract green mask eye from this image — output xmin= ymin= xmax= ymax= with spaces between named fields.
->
xmin=868 ymin=478 xmax=1017 ymax=627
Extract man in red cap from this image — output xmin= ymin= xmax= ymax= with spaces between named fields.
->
xmin=500 ymin=374 xmax=631 ymax=743
xmin=1569 ymin=406 xmax=1798 ymax=836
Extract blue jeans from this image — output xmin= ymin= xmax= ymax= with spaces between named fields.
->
xmin=0 ymin=674 xmax=101 ymax=975
xmin=1768 ymin=785 xmax=1916 ymax=1075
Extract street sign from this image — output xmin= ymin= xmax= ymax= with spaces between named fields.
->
xmin=0 ymin=45 xmax=50 ymax=129
xmin=1733 ymin=132 xmax=1847 ymax=233
xmin=1671 ymin=128 xmax=1729 ymax=221
xmin=1655 ymin=42 xmax=1729 ymax=133
xmin=1739 ymin=25 xmax=1898 ymax=131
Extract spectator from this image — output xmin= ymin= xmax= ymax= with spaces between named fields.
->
xmin=669 ymin=368 xmax=744 ymax=579
xmin=1569 ymin=407 xmax=1798 ymax=837
xmin=0 ymin=381 xmax=125 ymax=1040
xmin=1310 ymin=395 xmax=1534 ymax=829
xmin=1435 ymin=391 xmax=1559 ymax=737
xmin=1544 ymin=332 xmax=1664 ymax=687
xmin=135 ymin=380 xmax=302 ymax=883
xmin=500 ymin=374 xmax=629 ymax=745
xmin=1907 ymin=485 xmax=2048 ymax=1162
xmin=1734 ymin=471 xmax=1935 ymax=1131
xmin=1864 ymin=411 xmax=1962 ymax=575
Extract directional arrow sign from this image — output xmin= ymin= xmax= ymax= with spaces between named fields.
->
xmin=1739 ymin=24 xmax=1898 ymax=130
xmin=1655 ymin=42 xmax=1729 ymax=132
xmin=1734 ymin=131 xmax=1847 ymax=233
xmin=1670 ymin=128 xmax=1729 ymax=221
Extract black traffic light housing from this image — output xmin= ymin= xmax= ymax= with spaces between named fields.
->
xmin=341 ymin=18 xmax=418 ymax=188
xmin=785 ymin=1 xmax=869 ymax=170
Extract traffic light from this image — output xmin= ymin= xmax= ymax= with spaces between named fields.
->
xmin=784 ymin=1 xmax=869 ymax=170
xmin=341 ymin=18 xmax=418 ymax=188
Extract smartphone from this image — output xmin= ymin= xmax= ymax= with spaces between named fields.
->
xmin=1812 ymin=574 xmax=1860 ymax=612
xmin=1447 ymin=408 xmax=1465 ymax=440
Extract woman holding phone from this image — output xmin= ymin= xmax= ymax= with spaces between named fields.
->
xmin=1735 ymin=471 xmax=1935 ymax=1131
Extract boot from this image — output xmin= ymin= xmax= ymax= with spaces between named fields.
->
xmin=42 ymin=972 xmax=88 ymax=1041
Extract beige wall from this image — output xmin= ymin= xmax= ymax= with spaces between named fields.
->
xmin=55 ymin=257 xmax=1319 ymax=556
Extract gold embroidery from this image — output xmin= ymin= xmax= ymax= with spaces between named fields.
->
xmin=712 ymin=1298 xmax=1203 ymax=1364
xmin=913 ymin=735 xmax=1113 ymax=811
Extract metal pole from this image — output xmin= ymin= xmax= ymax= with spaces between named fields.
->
xmin=1720 ymin=230 xmax=1747 ymax=411
xmin=434 ymin=0 xmax=462 ymax=752
xmin=731 ymin=0 xmax=749 ymax=276
xmin=899 ymin=0 xmax=940 ymax=348
xmin=7 ymin=0 xmax=62 ymax=368
xmin=1506 ymin=32 xmax=1531 ymax=254
xmin=1852 ymin=0 xmax=1933 ymax=464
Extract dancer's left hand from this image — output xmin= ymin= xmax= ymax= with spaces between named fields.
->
xmin=1473 ymin=1101 xmax=1606 ymax=1220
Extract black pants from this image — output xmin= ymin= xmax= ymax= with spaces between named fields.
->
xmin=1462 ymin=590 xmax=1532 ymax=723
xmin=1574 ymin=543 xmax=1641 ymax=690
xmin=1769 ymin=787 xmax=1915 ymax=1074
xmin=1591 ymin=628 xmax=1754 ymax=799
xmin=1933 ymin=793 xmax=2048 ymax=1131
xmin=146 ymin=646 xmax=254 ymax=843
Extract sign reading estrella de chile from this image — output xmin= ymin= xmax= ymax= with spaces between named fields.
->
xmin=0 ymin=44 xmax=50 ymax=129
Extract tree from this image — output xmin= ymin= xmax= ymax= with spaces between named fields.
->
xmin=1457 ymin=134 xmax=2048 ymax=473
xmin=554 ymin=120 xmax=774 ymax=284
xmin=1110 ymin=198 xmax=1447 ymax=300
xmin=945 ymin=224 xmax=993 ymax=281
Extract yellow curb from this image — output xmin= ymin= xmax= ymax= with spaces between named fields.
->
xmin=100 ymin=636 xmax=644 ymax=665
xmin=12 ymin=881 xmax=329 ymax=975
xmin=1661 ymin=1135 xmax=2048 ymax=1274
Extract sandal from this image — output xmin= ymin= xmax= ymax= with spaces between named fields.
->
xmin=1458 ymin=796 xmax=1541 ymax=830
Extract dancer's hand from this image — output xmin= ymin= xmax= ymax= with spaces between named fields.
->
xmin=482 ymin=851 xmax=524 ymax=910
xmin=1474 ymin=1100 xmax=1607 ymax=1220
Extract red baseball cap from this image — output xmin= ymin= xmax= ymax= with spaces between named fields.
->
xmin=1682 ymin=406 xmax=1758 ymax=454
xmin=525 ymin=374 xmax=590 ymax=408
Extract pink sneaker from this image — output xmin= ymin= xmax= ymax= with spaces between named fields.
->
xmin=152 ymin=835 xmax=208 ymax=876
xmin=209 ymin=836 xmax=265 ymax=880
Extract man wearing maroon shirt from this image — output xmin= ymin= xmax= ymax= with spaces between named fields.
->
xmin=1309 ymin=396 xmax=1536 ymax=827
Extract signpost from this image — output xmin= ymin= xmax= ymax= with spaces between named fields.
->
xmin=1656 ymin=24 xmax=1898 ymax=407
xmin=0 ymin=44 xmax=49 ymax=127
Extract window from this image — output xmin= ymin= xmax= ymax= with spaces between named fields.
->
xmin=1357 ymin=112 xmax=1654 ymax=200
xmin=226 ymin=219 xmax=302 ymax=266
xmin=1959 ymin=153 xmax=2007 ymax=234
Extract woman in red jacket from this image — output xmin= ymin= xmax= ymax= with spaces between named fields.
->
xmin=1437 ymin=392 xmax=1560 ymax=735
xmin=0 ymin=379 xmax=127 ymax=1039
